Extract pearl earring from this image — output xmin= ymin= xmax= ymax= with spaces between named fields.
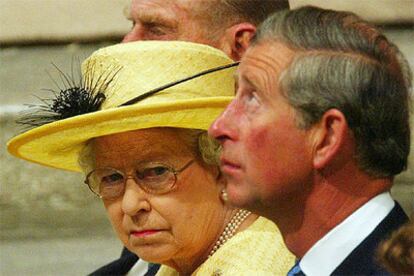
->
xmin=220 ymin=189 xmax=228 ymax=202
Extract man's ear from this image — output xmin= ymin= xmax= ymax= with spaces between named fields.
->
xmin=311 ymin=109 xmax=349 ymax=170
xmin=220 ymin=23 xmax=256 ymax=61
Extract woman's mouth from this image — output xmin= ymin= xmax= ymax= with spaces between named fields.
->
xmin=131 ymin=230 xmax=161 ymax=237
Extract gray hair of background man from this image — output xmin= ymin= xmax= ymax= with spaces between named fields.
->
xmin=195 ymin=0 xmax=289 ymax=39
xmin=211 ymin=0 xmax=290 ymax=25
xmin=252 ymin=6 xmax=412 ymax=178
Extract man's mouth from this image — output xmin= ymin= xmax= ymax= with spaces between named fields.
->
xmin=220 ymin=157 xmax=241 ymax=174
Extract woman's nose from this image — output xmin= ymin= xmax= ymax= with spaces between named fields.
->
xmin=121 ymin=177 xmax=151 ymax=216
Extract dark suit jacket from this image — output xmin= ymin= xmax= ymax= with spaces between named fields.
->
xmin=332 ymin=202 xmax=408 ymax=275
xmin=89 ymin=247 xmax=160 ymax=276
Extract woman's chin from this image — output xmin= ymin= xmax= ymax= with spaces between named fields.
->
xmin=127 ymin=243 xmax=176 ymax=264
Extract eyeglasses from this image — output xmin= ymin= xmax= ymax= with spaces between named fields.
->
xmin=84 ymin=159 xmax=194 ymax=200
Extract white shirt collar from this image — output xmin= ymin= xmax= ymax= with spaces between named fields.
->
xmin=300 ymin=191 xmax=394 ymax=276
xmin=127 ymin=258 xmax=150 ymax=276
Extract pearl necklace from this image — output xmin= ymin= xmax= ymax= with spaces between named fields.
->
xmin=208 ymin=209 xmax=251 ymax=257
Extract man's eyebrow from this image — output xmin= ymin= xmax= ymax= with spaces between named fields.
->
xmin=134 ymin=10 xmax=178 ymax=28
xmin=238 ymin=72 xmax=257 ymax=90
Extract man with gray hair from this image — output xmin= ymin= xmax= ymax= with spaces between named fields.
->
xmin=123 ymin=0 xmax=289 ymax=60
xmin=210 ymin=6 xmax=411 ymax=275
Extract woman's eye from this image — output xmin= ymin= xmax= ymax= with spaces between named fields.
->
xmin=101 ymin=173 xmax=123 ymax=184
xmin=137 ymin=166 xmax=169 ymax=180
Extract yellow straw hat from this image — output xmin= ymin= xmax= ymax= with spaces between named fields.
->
xmin=7 ymin=41 xmax=236 ymax=172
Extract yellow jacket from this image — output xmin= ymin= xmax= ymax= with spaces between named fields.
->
xmin=157 ymin=216 xmax=294 ymax=275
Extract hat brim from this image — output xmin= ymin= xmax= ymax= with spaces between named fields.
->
xmin=7 ymin=97 xmax=232 ymax=172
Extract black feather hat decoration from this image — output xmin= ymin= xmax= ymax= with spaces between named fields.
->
xmin=16 ymin=60 xmax=239 ymax=131
xmin=16 ymin=61 xmax=122 ymax=130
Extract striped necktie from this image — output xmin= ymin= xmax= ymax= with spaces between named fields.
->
xmin=287 ymin=260 xmax=305 ymax=276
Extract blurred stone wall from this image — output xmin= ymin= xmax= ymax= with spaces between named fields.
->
xmin=0 ymin=1 xmax=131 ymax=274
xmin=0 ymin=1 xmax=413 ymax=275
xmin=0 ymin=44 xmax=115 ymax=241
xmin=291 ymin=0 xmax=414 ymax=24
xmin=1 ymin=0 xmax=131 ymax=242
xmin=0 ymin=0 xmax=130 ymax=45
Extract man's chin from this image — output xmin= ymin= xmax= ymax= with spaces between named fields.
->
xmin=226 ymin=182 xmax=261 ymax=211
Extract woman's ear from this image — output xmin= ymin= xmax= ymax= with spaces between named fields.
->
xmin=311 ymin=109 xmax=349 ymax=170
xmin=215 ymin=168 xmax=225 ymax=183
xmin=215 ymin=170 xmax=229 ymax=203
xmin=214 ymin=167 xmax=226 ymax=186
xmin=220 ymin=23 xmax=256 ymax=61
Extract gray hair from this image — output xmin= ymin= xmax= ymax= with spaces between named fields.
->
xmin=192 ymin=0 xmax=289 ymax=41
xmin=252 ymin=6 xmax=412 ymax=177
xmin=216 ymin=0 xmax=289 ymax=26
xmin=78 ymin=128 xmax=220 ymax=175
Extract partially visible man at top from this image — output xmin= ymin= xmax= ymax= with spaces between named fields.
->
xmin=91 ymin=1 xmax=290 ymax=275
xmin=209 ymin=6 xmax=412 ymax=275
xmin=123 ymin=0 xmax=289 ymax=60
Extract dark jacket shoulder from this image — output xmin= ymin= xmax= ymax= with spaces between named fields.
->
xmin=89 ymin=247 xmax=160 ymax=276
xmin=333 ymin=202 xmax=408 ymax=275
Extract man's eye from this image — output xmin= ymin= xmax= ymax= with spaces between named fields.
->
xmin=148 ymin=26 xmax=166 ymax=36
xmin=142 ymin=22 xmax=166 ymax=36
xmin=245 ymin=91 xmax=260 ymax=105
xmin=101 ymin=173 xmax=123 ymax=184
xmin=137 ymin=166 xmax=169 ymax=180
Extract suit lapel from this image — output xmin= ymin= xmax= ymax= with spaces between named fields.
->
xmin=333 ymin=202 xmax=408 ymax=275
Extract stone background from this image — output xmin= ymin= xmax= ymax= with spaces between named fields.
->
xmin=1 ymin=1 xmax=413 ymax=275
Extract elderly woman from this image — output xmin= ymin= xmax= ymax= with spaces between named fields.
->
xmin=8 ymin=41 xmax=294 ymax=275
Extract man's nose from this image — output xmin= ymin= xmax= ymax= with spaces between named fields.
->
xmin=209 ymin=100 xmax=239 ymax=144
xmin=121 ymin=177 xmax=151 ymax=216
xmin=122 ymin=24 xmax=144 ymax=42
